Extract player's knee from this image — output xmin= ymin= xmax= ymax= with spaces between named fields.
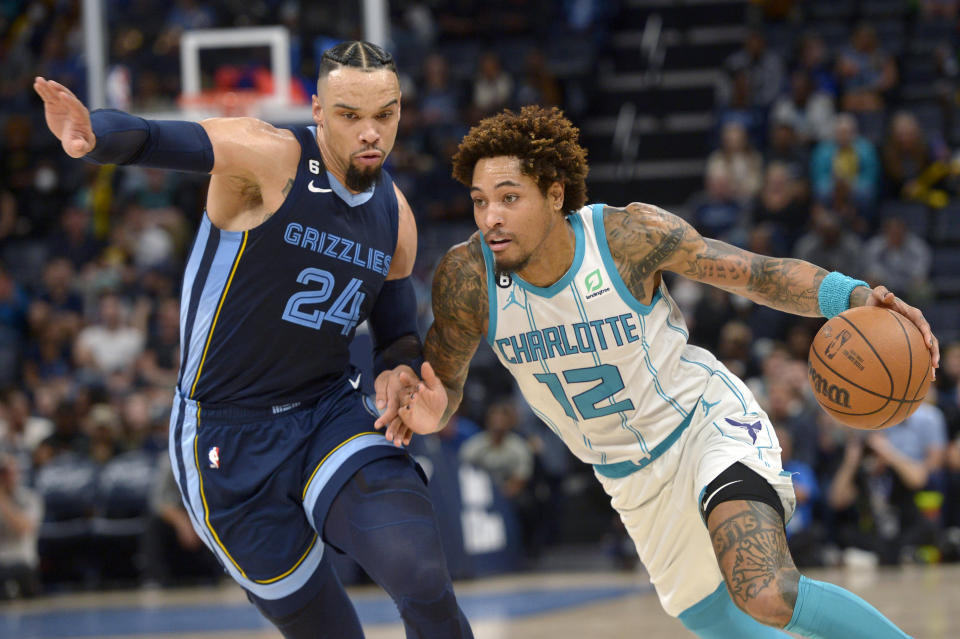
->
xmin=731 ymin=568 xmax=800 ymax=628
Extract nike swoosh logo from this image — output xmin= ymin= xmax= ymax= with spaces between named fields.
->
xmin=308 ymin=180 xmax=333 ymax=193
xmin=348 ymin=373 xmax=361 ymax=390
xmin=701 ymin=480 xmax=743 ymax=514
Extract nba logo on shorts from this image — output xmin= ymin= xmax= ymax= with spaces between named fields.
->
xmin=208 ymin=446 xmax=220 ymax=469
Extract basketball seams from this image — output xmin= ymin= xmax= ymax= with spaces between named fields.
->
xmin=887 ymin=309 xmax=914 ymax=401
xmin=836 ymin=313 xmax=895 ymax=396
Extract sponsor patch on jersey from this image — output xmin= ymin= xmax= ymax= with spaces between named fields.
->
xmin=583 ymin=269 xmax=610 ymax=299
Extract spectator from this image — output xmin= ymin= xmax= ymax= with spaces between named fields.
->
xmin=881 ymin=111 xmax=951 ymax=208
xmin=45 ymin=205 xmax=104 ymax=271
xmin=0 ymin=453 xmax=42 ymax=599
xmin=947 ymin=429 xmax=960 ymax=528
xmin=515 ymin=48 xmax=562 ymax=108
xmin=775 ymin=426 xmax=821 ymax=567
xmin=829 ymin=401 xmax=948 ymax=564
xmin=141 ymin=454 xmax=220 ymax=587
xmin=810 ymin=113 xmax=880 ymax=211
xmin=765 ymin=381 xmax=819 ymax=468
xmin=706 ymin=121 xmax=764 ymax=203
xmin=471 ymin=51 xmax=513 ymax=118
xmin=750 ymin=162 xmax=809 ymax=254
xmin=85 ymin=404 xmax=122 ymax=465
xmin=688 ymin=162 xmax=747 ymax=241
xmin=836 ymin=24 xmax=897 ymax=113
xmin=461 ymin=399 xmax=533 ymax=498
xmin=771 ymin=70 xmax=836 ymax=144
xmin=793 ymin=206 xmax=864 ymax=276
xmin=460 ymin=398 xmax=539 ymax=555
xmin=33 ymin=399 xmax=90 ymax=469
xmin=795 ymin=32 xmax=838 ymax=97
xmin=137 ymin=297 xmax=180 ymax=389
xmin=765 ymin=116 xmax=810 ymax=182
xmin=716 ymin=321 xmax=758 ymax=380
xmin=74 ymin=292 xmax=146 ymax=378
xmin=862 ymin=215 xmax=932 ymax=302
xmin=0 ymin=389 xmax=54 ymax=456
xmin=418 ymin=53 xmax=464 ymax=129
xmin=715 ymin=69 xmax=766 ymax=146
xmin=722 ymin=29 xmax=785 ymax=108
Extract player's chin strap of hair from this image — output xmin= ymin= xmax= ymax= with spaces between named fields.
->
xmin=84 ymin=109 xmax=214 ymax=173
xmin=368 ymin=276 xmax=424 ymax=377
xmin=818 ymin=271 xmax=869 ymax=319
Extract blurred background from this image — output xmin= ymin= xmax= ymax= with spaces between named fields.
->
xmin=0 ymin=0 xmax=959 ymax=614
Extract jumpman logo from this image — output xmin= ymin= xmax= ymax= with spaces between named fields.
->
xmin=502 ymin=287 xmax=525 ymax=311
xmin=700 ymin=397 xmax=720 ymax=417
xmin=724 ymin=417 xmax=763 ymax=444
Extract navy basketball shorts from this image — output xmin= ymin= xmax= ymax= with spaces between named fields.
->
xmin=167 ymin=373 xmax=405 ymax=602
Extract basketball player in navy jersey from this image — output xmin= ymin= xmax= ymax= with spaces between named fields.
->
xmin=35 ymin=42 xmax=473 ymax=639
xmin=381 ymin=106 xmax=940 ymax=638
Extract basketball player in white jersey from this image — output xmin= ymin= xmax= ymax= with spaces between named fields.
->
xmin=376 ymin=106 xmax=939 ymax=638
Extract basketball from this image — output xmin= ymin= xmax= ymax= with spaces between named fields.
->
xmin=808 ymin=306 xmax=932 ymax=430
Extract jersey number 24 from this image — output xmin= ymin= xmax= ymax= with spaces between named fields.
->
xmin=281 ymin=267 xmax=365 ymax=335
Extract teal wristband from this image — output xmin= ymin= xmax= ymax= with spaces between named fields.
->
xmin=818 ymin=271 xmax=869 ymax=319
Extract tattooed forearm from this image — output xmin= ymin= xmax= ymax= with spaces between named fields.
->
xmin=709 ymin=501 xmax=800 ymax=625
xmin=426 ymin=235 xmax=487 ymax=424
xmin=682 ymin=239 xmax=750 ymax=281
xmin=683 ymin=239 xmax=828 ymax=317
xmin=745 ymin=257 xmax=827 ymax=316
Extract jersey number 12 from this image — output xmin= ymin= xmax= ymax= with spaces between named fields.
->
xmin=534 ymin=364 xmax=635 ymax=421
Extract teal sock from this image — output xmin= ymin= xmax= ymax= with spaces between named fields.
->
xmin=679 ymin=582 xmax=791 ymax=638
xmin=784 ymin=576 xmax=911 ymax=639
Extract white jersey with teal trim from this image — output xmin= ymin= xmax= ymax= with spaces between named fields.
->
xmin=481 ymin=204 xmax=754 ymax=469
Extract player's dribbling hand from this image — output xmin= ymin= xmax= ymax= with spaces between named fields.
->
xmin=33 ymin=77 xmax=96 ymax=158
xmin=374 ymin=364 xmax=419 ymax=446
xmin=864 ymin=285 xmax=940 ymax=379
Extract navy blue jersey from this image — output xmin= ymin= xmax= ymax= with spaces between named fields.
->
xmin=177 ymin=126 xmax=399 ymax=407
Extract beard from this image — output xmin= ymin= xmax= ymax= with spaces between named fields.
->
xmin=492 ymin=249 xmax=530 ymax=273
xmin=345 ymin=161 xmax=382 ymax=192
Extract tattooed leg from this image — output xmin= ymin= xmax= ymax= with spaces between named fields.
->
xmin=708 ymin=499 xmax=800 ymax=628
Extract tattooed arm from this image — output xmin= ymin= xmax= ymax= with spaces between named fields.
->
xmin=604 ymin=202 xmax=830 ymax=316
xmin=383 ymin=233 xmax=488 ymax=439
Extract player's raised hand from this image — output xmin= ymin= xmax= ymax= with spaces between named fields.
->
xmin=33 ymin=77 xmax=95 ymax=158
xmin=864 ymin=285 xmax=940 ymax=375
xmin=396 ymin=362 xmax=449 ymax=436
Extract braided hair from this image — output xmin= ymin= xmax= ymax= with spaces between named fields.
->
xmin=318 ymin=41 xmax=398 ymax=86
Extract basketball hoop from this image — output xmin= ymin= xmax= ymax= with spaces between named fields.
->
xmin=177 ymin=90 xmax=262 ymax=118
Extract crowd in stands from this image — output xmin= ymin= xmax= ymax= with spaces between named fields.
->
xmin=0 ymin=0 xmax=958 ymax=599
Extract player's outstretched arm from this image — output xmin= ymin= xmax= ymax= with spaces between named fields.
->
xmin=34 ymin=76 xmax=295 ymax=180
xmin=391 ymin=234 xmax=487 ymax=440
xmin=606 ymin=202 xmax=938 ymax=368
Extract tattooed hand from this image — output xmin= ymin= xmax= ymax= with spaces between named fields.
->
xmin=603 ymin=203 xmax=829 ymax=317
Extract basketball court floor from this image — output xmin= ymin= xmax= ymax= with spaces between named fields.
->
xmin=2 ymin=565 xmax=958 ymax=638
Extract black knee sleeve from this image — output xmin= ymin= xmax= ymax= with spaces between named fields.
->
xmin=700 ymin=462 xmax=785 ymax=523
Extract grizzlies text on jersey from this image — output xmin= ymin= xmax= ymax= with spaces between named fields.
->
xmin=177 ymin=125 xmax=399 ymax=407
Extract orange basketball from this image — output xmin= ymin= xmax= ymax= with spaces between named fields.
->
xmin=808 ymin=306 xmax=932 ymax=430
